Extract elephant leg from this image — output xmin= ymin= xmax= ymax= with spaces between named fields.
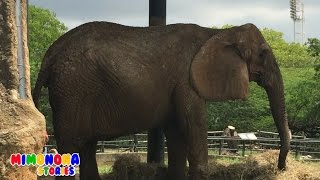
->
xmin=174 ymin=84 xmax=208 ymax=180
xmin=55 ymin=138 xmax=77 ymax=180
xmin=51 ymin=111 xmax=76 ymax=179
xmin=79 ymin=139 xmax=100 ymax=180
xmin=164 ymin=124 xmax=187 ymax=180
xmin=186 ymin=121 xmax=208 ymax=180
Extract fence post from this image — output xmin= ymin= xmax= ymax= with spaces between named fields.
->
xmin=242 ymin=141 xmax=245 ymax=156
xmin=219 ymin=139 xmax=223 ymax=155
xmin=302 ymin=131 xmax=306 ymax=139
xmin=101 ymin=141 xmax=105 ymax=153
xmin=295 ymin=142 xmax=299 ymax=158
xmin=133 ymin=134 xmax=138 ymax=152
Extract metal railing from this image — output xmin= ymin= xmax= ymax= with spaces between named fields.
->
xmin=44 ymin=131 xmax=320 ymax=161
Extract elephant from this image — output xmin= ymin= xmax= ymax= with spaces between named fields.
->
xmin=32 ymin=22 xmax=290 ymax=180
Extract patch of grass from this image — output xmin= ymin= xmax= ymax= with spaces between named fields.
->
xmin=214 ymin=157 xmax=243 ymax=165
xmin=98 ymin=165 xmax=112 ymax=174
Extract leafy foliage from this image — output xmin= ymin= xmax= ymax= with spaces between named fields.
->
xmin=29 ymin=5 xmax=67 ymax=133
xmin=296 ymin=38 xmax=320 ymax=137
xmin=260 ymin=28 xmax=314 ymax=68
xmin=29 ymin=5 xmax=67 ymax=87
xmin=306 ymin=38 xmax=320 ymax=77
xmin=283 ymin=68 xmax=320 ymax=137
xmin=306 ymin=38 xmax=320 ymax=57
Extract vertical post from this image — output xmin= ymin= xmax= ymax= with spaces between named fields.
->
xmin=219 ymin=139 xmax=223 ymax=155
xmin=133 ymin=134 xmax=138 ymax=152
xmin=293 ymin=20 xmax=296 ymax=43
xmin=149 ymin=0 xmax=166 ymax=26
xmin=242 ymin=141 xmax=245 ymax=156
xmin=147 ymin=0 xmax=166 ymax=164
xmin=148 ymin=129 xmax=165 ymax=163
xmin=101 ymin=141 xmax=105 ymax=153
xmin=301 ymin=3 xmax=304 ymax=44
xmin=16 ymin=0 xmax=27 ymax=99
xmin=26 ymin=0 xmax=29 ymax=43
xmin=295 ymin=143 xmax=299 ymax=158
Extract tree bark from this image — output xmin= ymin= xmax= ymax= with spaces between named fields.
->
xmin=0 ymin=1 xmax=46 ymax=179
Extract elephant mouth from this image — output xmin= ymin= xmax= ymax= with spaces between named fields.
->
xmin=250 ymin=71 xmax=264 ymax=86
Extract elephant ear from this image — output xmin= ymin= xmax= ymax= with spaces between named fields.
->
xmin=190 ymin=38 xmax=249 ymax=101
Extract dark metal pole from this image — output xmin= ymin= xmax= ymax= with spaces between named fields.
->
xmin=149 ymin=0 xmax=166 ymax=26
xmin=147 ymin=0 xmax=166 ymax=164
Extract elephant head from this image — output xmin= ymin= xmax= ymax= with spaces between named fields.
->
xmin=191 ymin=24 xmax=290 ymax=170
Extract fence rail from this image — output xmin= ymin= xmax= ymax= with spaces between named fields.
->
xmin=45 ymin=131 xmax=320 ymax=161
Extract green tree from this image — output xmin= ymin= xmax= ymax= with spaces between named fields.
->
xmin=306 ymin=38 xmax=320 ymax=77
xmin=29 ymin=5 xmax=67 ymax=86
xmin=284 ymin=68 xmax=320 ymax=137
xmin=298 ymin=38 xmax=320 ymax=137
xmin=29 ymin=5 xmax=67 ymax=133
xmin=212 ymin=24 xmax=234 ymax=29
xmin=261 ymin=28 xmax=314 ymax=68
xmin=306 ymin=38 xmax=320 ymax=57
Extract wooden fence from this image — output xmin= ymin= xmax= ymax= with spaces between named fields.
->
xmin=45 ymin=131 xmax=320 ymax=161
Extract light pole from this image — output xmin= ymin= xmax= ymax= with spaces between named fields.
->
xmin=290 ymin=0 xmax=304 ymax=44
xmin=290 ymin=0 xmax=297 ymax=42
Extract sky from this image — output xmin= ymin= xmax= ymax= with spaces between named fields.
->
xmin=29 ymin=0 xmax=320 ymax=42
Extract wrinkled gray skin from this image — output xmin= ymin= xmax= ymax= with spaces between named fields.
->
xmin=33 ymin=22 xmax=290 ymax=180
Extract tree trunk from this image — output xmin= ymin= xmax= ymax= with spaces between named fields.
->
xmin=0 ymin=1 xmax=46 ymax=179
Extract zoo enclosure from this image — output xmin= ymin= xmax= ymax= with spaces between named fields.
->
xmin=45 ymin=130 xmax=320 ymax=161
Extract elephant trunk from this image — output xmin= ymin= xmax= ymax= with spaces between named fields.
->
xmin=264 ymin=65 xmax=290 ymax=170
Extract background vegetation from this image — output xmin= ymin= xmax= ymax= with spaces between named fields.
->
xmin=29 ymin=6 xmax=320 ymax=137
xmin=29 ymin=5 xmax=67 ymax=133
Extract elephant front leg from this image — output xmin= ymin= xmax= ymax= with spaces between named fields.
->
xmin=174 ymin=85 xmax=209 ymax=180
xmin=187 ymin=121 xmax=208 ymax=180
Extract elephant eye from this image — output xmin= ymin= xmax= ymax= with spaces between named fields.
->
xmin=259 ymin=50 xmax=266 ymax=58
xmin=258 ymin=50 xmax=267 ymax=64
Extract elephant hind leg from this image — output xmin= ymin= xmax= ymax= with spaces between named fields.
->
xmin=79 ymin=139 xmax=101 ymax=180
xmin=55 ymin=138 xmax=78 ymax=180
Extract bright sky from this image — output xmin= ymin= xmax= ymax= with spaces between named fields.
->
xmin=29 ymin=0 xmax=320 ymax=42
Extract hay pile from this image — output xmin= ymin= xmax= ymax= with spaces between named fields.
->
xmin=102 ymin=151 xmax=320 ymax=180
xmin=101 ymin=154 xmax=167 ymax=180
xmin=208 ymin=150 xmax=319 ymax=180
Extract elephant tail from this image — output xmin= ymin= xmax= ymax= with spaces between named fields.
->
xmin=32 ymin=62 xmax=50 ymax=109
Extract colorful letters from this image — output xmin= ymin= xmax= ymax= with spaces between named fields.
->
xmin=10 ymin=153 xmax=80 ymax=176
